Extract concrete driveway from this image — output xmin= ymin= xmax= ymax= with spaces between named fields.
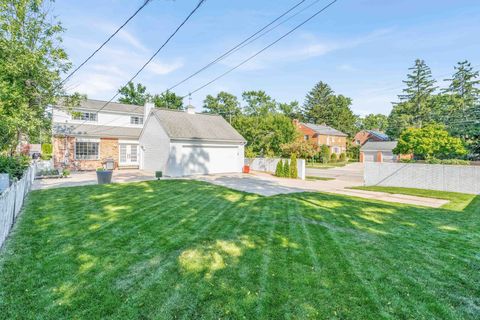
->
xmin=305 ymin=162 xmax=364 ymax=184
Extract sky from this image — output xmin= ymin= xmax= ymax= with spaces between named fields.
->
xmin=54 ymin=0 xmax=480 ymax=116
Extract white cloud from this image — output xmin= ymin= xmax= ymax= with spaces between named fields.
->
xmin=147 ymin=60 xmax=184 ymax=75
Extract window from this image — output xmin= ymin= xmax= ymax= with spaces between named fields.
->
xmin=304 ymin=135 xmax=309 ymax=141
xmin=130 ymin=116 xmax=143 ymax=125
xmin=75 ymin=142 xmax=99 ymax=160
xmin=72 ymin=112 xmax=97 ymax=122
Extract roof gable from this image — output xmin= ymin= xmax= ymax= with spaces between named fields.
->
xmin=302 ymin=123 xmax=347 ymax=137
xmin=366 ymin=130 xmax=389 ymax=141
xmin=151 ymin=109 xmax=246 ymax=143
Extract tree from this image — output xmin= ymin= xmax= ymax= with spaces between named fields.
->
xmin=118 ymin=82 xmax=149 ymax=105
xmin=278 ymin=101 xmax=302 ymax=120
xmin=393 ymin=124 xmax=467 ymax=160
xmin=359 ymin=114 xmax=388 ymax=131
xmin=302 ymin=82 xmax=357 ymax=136
xmin=232 ymin=113 xmax=297 ymax=156
xmin=275 ymin=160 xmax=283 ymax=177
xmin=289 ymin=153 xmax=298 ymax=178
xmin=443 ymin=60 xmax=480 ymax=106
xmin=283 ymin=160 xmax=290 ymax=178
xmin=280 ymin=140 xmax=318 ymax=160
xmin=242 ymin=91 xmax=277 ymax=116
xmin=203 ymin=91 xmax=241 ymax=122
xmin=0 ymin=0 xmax=73 ymax=153
xmin=387 ymin=59 xmax=438 ymax=137
xmin=319 ymin=144 xmax=330 ymax=163
xmin=152 ymin=91 xmax=184 ymax=110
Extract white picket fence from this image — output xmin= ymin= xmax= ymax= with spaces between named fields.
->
xmin=0 ymin=165 xmax=36 ymax=249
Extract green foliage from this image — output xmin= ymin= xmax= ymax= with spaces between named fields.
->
xmin=118 ymin=82 xmax=149 ymax=105
xmin=244 ymin=146 xmax=256 ymax=159
xmin=330 ymin=153 xmax=338 ymax=163
xmin=152 ymin=91 xmax=184 ymax=110
xmin=0 ymin=0 xmax=74 ymax=152
xmin=41 ymin=143 xmax=52 ymax=155
xmin=424 ymin=158 xmax=470 ymax=165
xmin=303 ymin=81 xmax=357 ymax=136
xmin=359 ymin=114 xmax=388 ymax=131
xmin=283 ymin=160 xmax=290 ymax=178
xmin=242 ymin=91 xmax=277 ymax=116
xmin=289 ymin=153 xmax=298 ymax=179
xmin=346 ymin=144 xmax=360 ymax=161
xmin=278 ymin=101 xmax=302 ymax=120
xmin=275 ymin=160 xmax=284 ymax=177
xmin=203 ymin=91 xmax=241 ymax=122
xmin=36 ymin=168 xmax=59 ymax=176
xmin=339 ymin=153 xmax=346 ymax=162
xmin=280 ymin=140 xmax=318 ymax=160
xmin=232 ymin=113 xmax=297 ymax=156
xmin=62 ymin=169 xmax=70 ymax=177
xmin=319 ymin=144 xmax=330 ymax=164
xmin=394 ymin=124 xmax=467 ymax=159
xmin=0 ymin=155 xmax=30 ymax=180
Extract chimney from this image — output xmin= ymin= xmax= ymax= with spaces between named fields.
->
xmin=144 ymin=102 xmax=154 ymax=120
xmin=292 ymin=119 xmax=299 ymax=127
xmin=186 ymin=105 xmax=195 ymax=115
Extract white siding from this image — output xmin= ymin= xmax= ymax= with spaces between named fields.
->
xmin=139 ymin=116 xmax=171 ymax=172
xmin=53 ymin=108 xmax=143 ymax=128
xmin=168 ymin=141 xmax=244 ymax=177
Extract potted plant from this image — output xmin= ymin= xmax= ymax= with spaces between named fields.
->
xmin=96 ymin=167 xmax=113 ymax=184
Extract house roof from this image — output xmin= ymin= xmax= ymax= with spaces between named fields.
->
xmin=366 ymin=130 xmax=389 ymax=141
xmin=360 ymin=141 xmax=398 ymax=152
xmin=301 ymin=123 xmax=348 ymax=137
xmin=58 ymin=99 xmax=144 ymax=115
xmin=151 ymin=109 xmax=246 ymax=143
xmin=52 ymin=123 xmax=142 ymax=139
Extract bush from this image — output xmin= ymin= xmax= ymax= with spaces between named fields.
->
xmin=319 ymin=145 xmax=330 ymax=163
xmin=290 ymin=153 xmax=298 ymax=179
xmin=330 ymin=153 xmax=338 ymax=163
xmin=275 ymin=160 xmax=284 ymax=177
xmin=37 ymin=169 xmax=60 ymax=176
xmin=62 ymin=169 xmax=71 ymax=177
xmin=41 ymin=143 xmax=53 ymax=155
xmin=339 ymin=153 xmax=346 ymax=162
xmin=283 ymin=160 xmax=290 ymax=178
xmin=425 ymin=158 xmax=470 ymax=165
xmin=0 ymin=155 xmax=30 ymax=180
xmin=346 ymin=144 xmax=360 ymax=161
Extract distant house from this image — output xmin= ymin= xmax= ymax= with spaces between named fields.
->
xmin=293 ymin=120 xmax=347 ymax=154
xmin=354 ymin=130 xmax=389 ymax=146
xmin=52 ymin=99 xmax=246 ymax=175
xmin=360 ymin=141 xmax=412 ymax=162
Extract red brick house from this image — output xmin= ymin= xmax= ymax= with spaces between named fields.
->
xmin=293 ymin=120 xmax=347 ymax=154
xmin=354 ymin=130 xmax=390 ymax=146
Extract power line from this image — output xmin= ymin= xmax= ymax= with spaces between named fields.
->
xmin=60 ymin=0 xmax=152 ymax=86
xmin=69 ymin=0 xmax=206 ymax=134
xmin=164 ymin=0 xmax=311 ymax=93
xmin=182 ymin=0 xmax=339 ymax=98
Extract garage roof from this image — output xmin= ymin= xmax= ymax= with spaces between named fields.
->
xmin=361 ymin=141 xmax=398 ymax=151
xmin=151 ymin=109 xmax=246 ymax=143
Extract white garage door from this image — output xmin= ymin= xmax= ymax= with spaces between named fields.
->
xmin=363 ymin=151 xmax=375 ymax=162
xmin=180 ymin=145 xmax=240 ymax=175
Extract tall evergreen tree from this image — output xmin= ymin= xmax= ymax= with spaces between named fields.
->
xmin=443 ymin=60 xmax=480 ymax=106
xmin=303 ymin=81 xmax=334 ymax=122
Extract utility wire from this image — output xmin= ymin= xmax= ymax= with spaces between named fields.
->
xmin=69 ymin=0 xmax=206 ymax=133
xmin=164 ymin=0 xmax=309 ymax=93
xmin=183 ymin=0 xmax=338 ymax=98
xmin=60 ymin=0 xmax=152 ymax=86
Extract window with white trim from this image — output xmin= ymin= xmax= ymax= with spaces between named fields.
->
xmin=130 ymin=116 xmax=143 ymax=125
xmin=75 ymin=142 xmax=99 ymax=160
xmin=72 ymin=112 xmax=97 ymax=121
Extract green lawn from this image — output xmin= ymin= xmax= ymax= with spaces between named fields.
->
xmin=0 ymin=180 xmax=479 ymax=319
xmin=351 ymin=186 xmax=476 ymax=211
xmin=306 ymin=161 xmax=348 ymax=169
xmin=306 ymin=176 xmax=335 ymax=181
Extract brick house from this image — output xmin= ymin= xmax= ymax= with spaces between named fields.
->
xmin=293 ymin=120 xmax=347 ymax=154
xmin=353 ymin=130 xmax=390 ymax=146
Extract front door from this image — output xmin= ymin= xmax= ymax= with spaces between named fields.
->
xmin=119 ymin=144 xmax=139 ymax=166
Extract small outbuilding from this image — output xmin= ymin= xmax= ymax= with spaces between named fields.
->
xmin=139 ymin=107 xmax=246 ymax=176
xmin=360 ymin=141 xmax=399 ymax=162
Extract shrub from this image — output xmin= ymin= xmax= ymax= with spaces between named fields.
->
xmin=275 ymin=160 xmax=284 ymax=177
xmin=319 ymin=145 xmax=330 ymax=163
xmin=62 ymin=169 xmax=71 ymax=177
xmin=290 ymin=153 xmax=298 ymax=179
xmin=346 ymin=144 xmax=360 ymax=161
xmin=283 ymin=160 xmax=290 ymax=178
xmin=330 ymin=153 xmax=338 ymax=163
xmin=41 ymin=143 xmax=53 ymax=155
xmin=425 ymin=158 xmax=470 ymax=165
xmin=339 ymin=153 xmax=346 ymax=162
xmin=0 ymin=155 xmax=30 ymax=180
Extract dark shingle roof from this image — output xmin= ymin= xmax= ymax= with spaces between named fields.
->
xmin=53 ymin=123 xmax=142 ymax=139
xmin=361 ymin=141 xmax=398 ymax=152
xmin=59 ymin=99 xmax=144 ymax=115
xmin=367 ymin=130 xmax=389 ymax=141
xmin=151 ymin=109 xmax=246 ymax=143
xmin=302 ymin=123 xmax=347 ymax=137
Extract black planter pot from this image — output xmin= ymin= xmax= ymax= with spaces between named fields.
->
xmin=96 ymin=170 xmax=113 ymax=184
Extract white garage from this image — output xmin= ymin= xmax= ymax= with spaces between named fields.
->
xmin=360 ymin=141 xmax=398 ymax=163
xmin=139 ymin=107 xmax=246 ymax=177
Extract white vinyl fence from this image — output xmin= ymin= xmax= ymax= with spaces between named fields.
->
xmin=247 ymin=158 xmax=306 ymax=180
xmin=0 ymin=165 xmax=36 ymax=249
xmin=365 ymin=162 xmax=480 ymax=194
